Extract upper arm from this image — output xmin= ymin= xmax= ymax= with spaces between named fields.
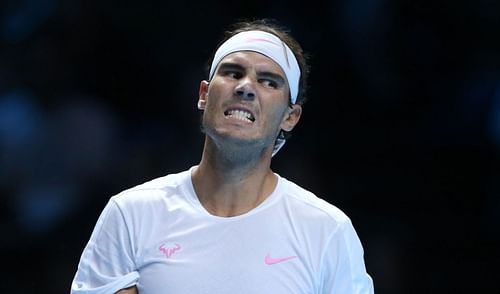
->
xmin=71 ymin=199 xmax=140 ymax=293
xmin=116 ymin=286 xmax=138 ymax=294
xmin=320 ymin=220 xmax=374 ymax=293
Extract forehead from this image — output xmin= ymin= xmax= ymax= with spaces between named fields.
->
xmin=218 ymin=51 xmax=286 ymax=76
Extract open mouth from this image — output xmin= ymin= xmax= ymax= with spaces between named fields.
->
xmin=224 ymin=108 xmax=255 ymax=123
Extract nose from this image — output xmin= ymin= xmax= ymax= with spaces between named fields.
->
xmin=234 ymin=78 xmax=256 ymax=100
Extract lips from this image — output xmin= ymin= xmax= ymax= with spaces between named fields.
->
xmin=224 ymin=107 xmax=255 ymax=122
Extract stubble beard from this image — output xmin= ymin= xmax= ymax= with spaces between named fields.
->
xmin=200 ymin=121 xmax=276 ymax=167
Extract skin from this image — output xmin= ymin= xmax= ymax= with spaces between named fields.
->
xmin=192 ymin=51 xmax=302 ymax=217
xmin=116 ymin=286 xmax=137 ymax=294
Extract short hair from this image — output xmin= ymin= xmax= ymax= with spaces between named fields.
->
xmin=207 ymin=19 xmax=310 ymax=145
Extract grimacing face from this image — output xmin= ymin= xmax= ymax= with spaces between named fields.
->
xmin=198 ymin=51 xmax=302 ymax=154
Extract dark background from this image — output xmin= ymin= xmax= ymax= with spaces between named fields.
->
xmin=1 ymin=0 xmax=499 ymax=293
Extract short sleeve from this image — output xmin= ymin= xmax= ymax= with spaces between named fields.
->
xmin=319 ymin=219 xmax=374 ymax=294
xmin=71 ymin=199 xmax=140 ymax=294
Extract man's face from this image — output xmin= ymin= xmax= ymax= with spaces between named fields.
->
xmin=198 ymin=51 xmax=301 ymax=153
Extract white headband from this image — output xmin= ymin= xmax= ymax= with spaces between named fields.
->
xmin=209 ymin=30 xmax=301 ymax=104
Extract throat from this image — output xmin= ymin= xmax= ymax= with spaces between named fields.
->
xmin=191 ymin=165 xmax=278 ymax=217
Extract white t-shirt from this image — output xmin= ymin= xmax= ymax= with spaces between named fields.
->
xmin=71 ymin=167 xmax=374 ymax=294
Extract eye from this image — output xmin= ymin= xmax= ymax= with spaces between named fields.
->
xmin=259 ymin=79 xmax=278 ymax=89
xmin=223 ymin=70 xmax=242 ymax=79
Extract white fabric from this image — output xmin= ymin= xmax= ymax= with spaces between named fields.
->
xmin=71 ymin=167 xmax=374 ymax=294
xmin=272 ymin=136 xmax=286 ymax=156
xmin=209 ymin=30 xmax=301 ymax=104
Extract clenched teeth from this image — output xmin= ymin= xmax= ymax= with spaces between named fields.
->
xmin=225 ymin=109 xmax=255 ymax=122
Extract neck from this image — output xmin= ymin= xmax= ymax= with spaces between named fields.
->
xmin=191 ymin=139 xmax=277 ymax=217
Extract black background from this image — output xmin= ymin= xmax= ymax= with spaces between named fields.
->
xmin=1 ymin=0 xmax=499 ymax=293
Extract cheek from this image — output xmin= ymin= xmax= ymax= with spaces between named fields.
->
xmin=206 ymin=85 xmax=230 ymax=108
xmin=209 ymin=79 xmax=232 ymax=95
xmin=204 ymin=91 xmax=220 ymax=112
xmin=265 ymin=106 xmax=288 ymax=128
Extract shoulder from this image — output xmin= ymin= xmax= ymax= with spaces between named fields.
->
xmin=110 ymin=168 xmax=192 ymax=209
xmin=278 ymin=175 xmax=352 ymax=230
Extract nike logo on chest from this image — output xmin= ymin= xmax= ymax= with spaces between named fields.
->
xmin=264 ymin=253 xmax=297 ymax=265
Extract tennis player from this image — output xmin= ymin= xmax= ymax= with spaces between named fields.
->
xmin=71 ymin=19 xmax=374 ymax=294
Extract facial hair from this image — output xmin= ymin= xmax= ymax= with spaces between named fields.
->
xmin=200 ymin=116 xmax=281 ymax=166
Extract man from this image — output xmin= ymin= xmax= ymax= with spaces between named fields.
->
xmin=71 ymin=19 xmax=374 ymax=294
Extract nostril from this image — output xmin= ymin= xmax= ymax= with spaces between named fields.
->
xmin=235 ymin=87 xmax=256 ymax=100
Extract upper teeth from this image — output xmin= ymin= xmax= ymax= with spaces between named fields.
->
xmin=226 ymin=110 xmax=253 ymax=122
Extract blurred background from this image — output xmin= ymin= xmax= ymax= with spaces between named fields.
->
xmin=1 ymin=0 xmax=499 ymax=293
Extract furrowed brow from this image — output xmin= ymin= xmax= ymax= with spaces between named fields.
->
xmin=216 ymin=62 xmax=245 ymax=74
xmin=258 ymin=71 xmax=286 ymax=86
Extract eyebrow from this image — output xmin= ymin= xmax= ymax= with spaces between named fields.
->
xmin=258 ymin=71 xmax=286 ymax=86
xmin=216 ymin=62 xmax=245 ymax=74
xmin=217 ymin=62 xmax=286 ymax=85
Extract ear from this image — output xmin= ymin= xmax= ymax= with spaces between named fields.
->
xmin=198 ymin=80 xmax=209 ymax=110
xmin=280 ymin=104 xmax=302 ymax=132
